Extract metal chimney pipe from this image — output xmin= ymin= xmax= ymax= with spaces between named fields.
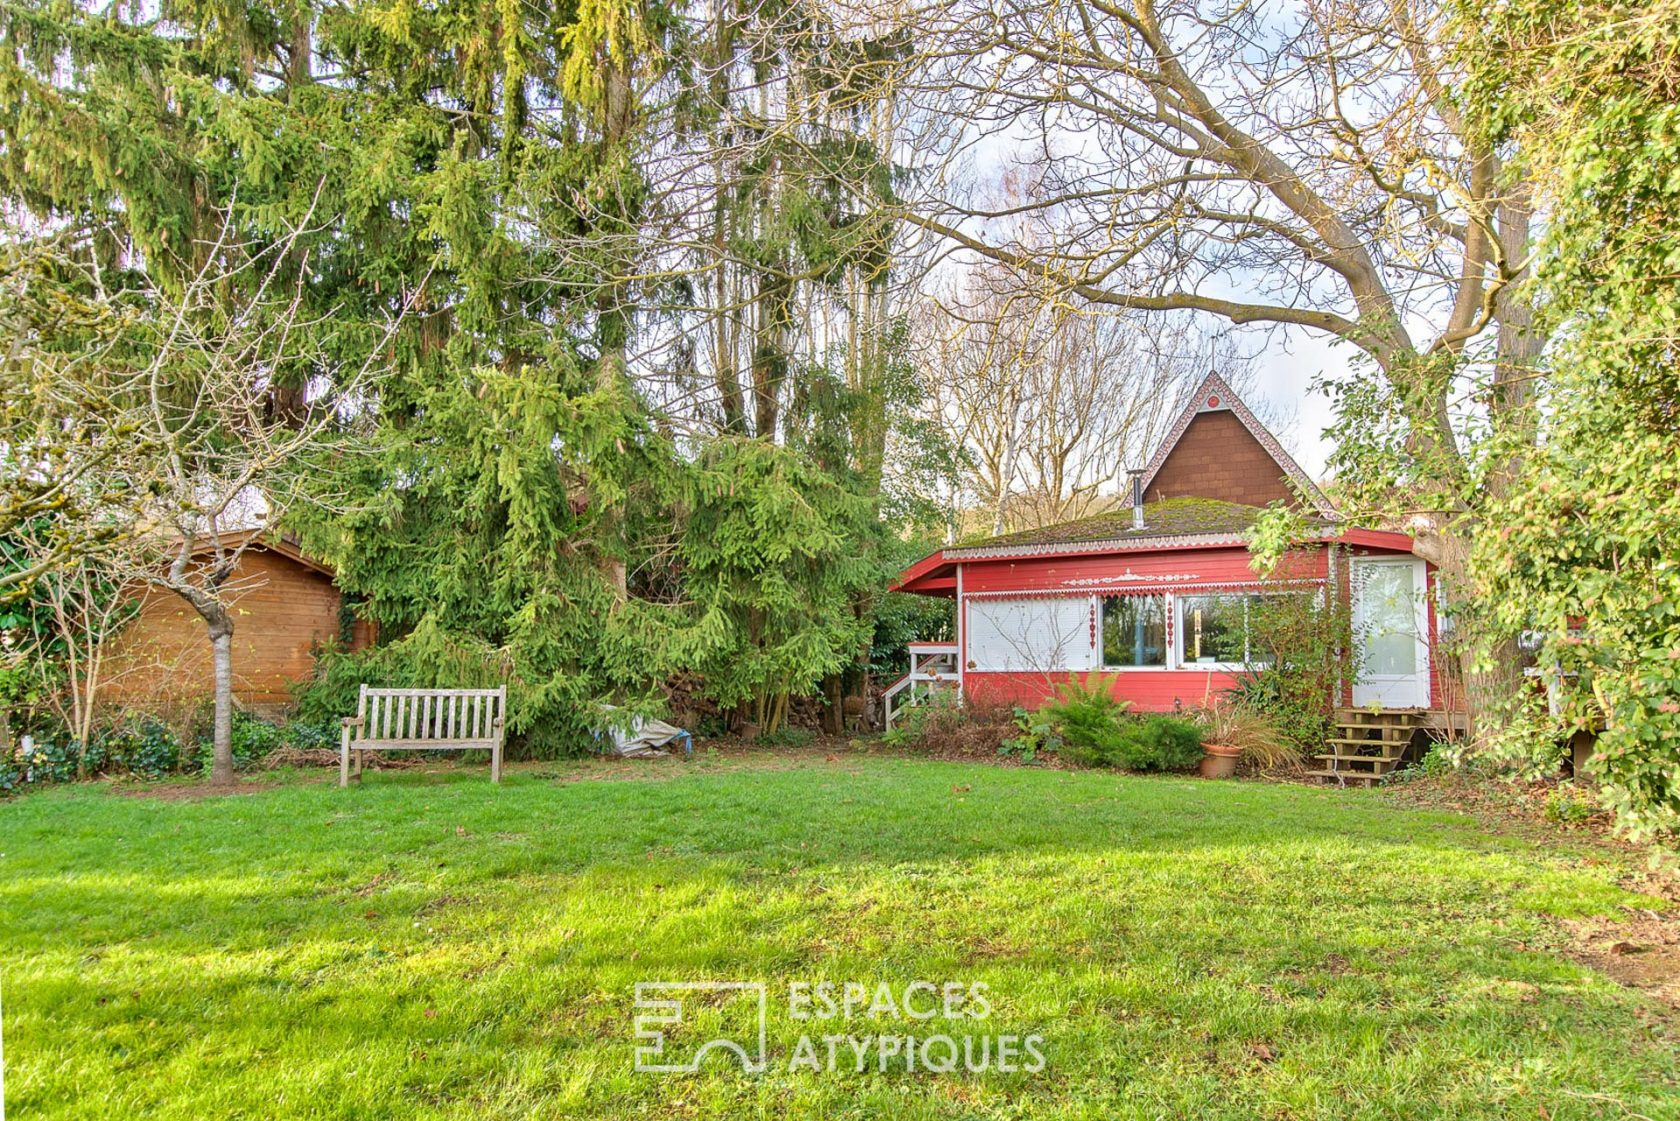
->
xmin=1128 ymin=468 xmax=1145 ymax=529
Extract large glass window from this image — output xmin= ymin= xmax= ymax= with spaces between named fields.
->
xmin=1101 ymin=595 xmax=1167 ymax=668
xmin=1177 ymin=594 xmax=1275 ymax=667
xmin=1179 ymin=594 xmax=1246 ymax=665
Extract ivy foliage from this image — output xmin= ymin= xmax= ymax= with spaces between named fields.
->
xmin=1454 ymin=0 xmax=1680 ymax=842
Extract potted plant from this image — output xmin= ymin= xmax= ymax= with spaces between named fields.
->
xmin=1193 ymin=699 xmax=1298 ymax=779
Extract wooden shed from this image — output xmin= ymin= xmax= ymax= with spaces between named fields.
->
xmin=103 ymin=533 xmax=373 ymax=714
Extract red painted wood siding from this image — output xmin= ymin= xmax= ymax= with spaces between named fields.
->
xmin=964 ymin=668 xmax=1246 ymax=713
xmin=956 ymin=546 xmax=1328 ymax=712
xmin=952 ymin=542 xmax=1469 ymax=715
xmin=960 ymin=544 xmax=1325 ymax=596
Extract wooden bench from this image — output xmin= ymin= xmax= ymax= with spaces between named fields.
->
xmin=340 ymin=685 xmax=506 ymax=786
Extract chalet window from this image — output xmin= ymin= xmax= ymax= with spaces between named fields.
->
xmin=1176 ymin=593 xmax=1272 ymax=668
xmin=1100 ymin=595 xmax=1167 ymax=668
xmin=967 ymin=598 xmax=1096 ymax=672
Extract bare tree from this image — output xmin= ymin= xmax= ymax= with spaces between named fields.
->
xmin=916 ymin=261 xmax=1267 ymax=536
xmin=121 ymin=213 xmax=404 ymax=785
xmin=0 ymin=538 xmax=150 ymax=773
xmin=878 ymin=0 xmax=1537 ymax=563
xmin=4 ymin=205 xmax=404 ymax=785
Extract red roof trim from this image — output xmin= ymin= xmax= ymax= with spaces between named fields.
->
xmin=1331 ymin=527 xmax=1420 ymax=552
xmin=889 ymin=551 xmax=956 ymax=593
xmin=893 ymin=525 xmax=1421 ymax=595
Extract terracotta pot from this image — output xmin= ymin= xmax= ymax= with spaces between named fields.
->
xmin=1199 ymin=743 xmax=1241 ymax=779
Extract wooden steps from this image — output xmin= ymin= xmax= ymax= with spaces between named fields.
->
xmin=1304 ymin=768 xmax=1385 ymax=787
xmin=1310 ymin=709 xmax=1427 ymax=788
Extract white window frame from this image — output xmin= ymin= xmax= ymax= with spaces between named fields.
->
xmin=1171 ymin=591 xmax=1292 ymax=673
xmin=965 ymin=596 xmax=1097 ymax=673
xmin=1097 ymin=592 xmax=1171 ymax=672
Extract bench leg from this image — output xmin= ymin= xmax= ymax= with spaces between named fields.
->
xmin=491 ymin=740 xmax=502 ymax=783
xmin=340 ymin=726 xmax=351 ymax=788
xmin=354 ymin=749 xmax=364 ymax=779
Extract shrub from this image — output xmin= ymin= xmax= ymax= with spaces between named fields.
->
xmin=282 ymin=720 xmax=338 ymax=751
xmin=0 ymin=739 xmax=80 ymax=789
xmin=1225 ymin=669 xmax=1332 ymax=757
xmin=999 ymin=705 xmax=1062 ymax=764
xmin=1400 ymin=743 xmax=1457 ymax=782
xmin=881 ymin=687 xmax=964 ymax=746
xmin=1037 ymin=673 xmax=1130 ymax=753
xmin=880 ymin=694 xmax=1022 ymax=760
xmin=105 ymin=720 xmax=185 ymax=779
xmin=1032 ymin=677 xmax=1200 ymax=772
xmin=758 ymin=726 xmax=814 ymax=748
xmin=293 ymin=618 xmax=638 ymax=759
xmin=230 ymin=711 xmax=283 ymax=763
xmin=0 ymin=711 xmax=330 ymax=791
xmin=294 ymin=621 xmax=510 ymax=727
xmin=1544 ymin=784 xmax=1596 ymax=826
xmin=178 ymin=711 xmax=284 ymax=773
xmin=1111 ymin=716 xmax=1204 ymax=773
xmin=1222 ymin=582 xmax=1354 ymax=757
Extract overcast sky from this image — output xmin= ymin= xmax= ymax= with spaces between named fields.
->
xmin=1247 ymin=327 xmax=1346 ymax=480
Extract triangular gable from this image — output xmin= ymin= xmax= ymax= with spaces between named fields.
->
xmin=1138 ymin=372 xmax=1333 ymax=516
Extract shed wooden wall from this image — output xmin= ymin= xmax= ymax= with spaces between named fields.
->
xmin=1145 ymin=411 xmax=1300 ymax=508
xmin=103 ymin=548 xmax=367 ymax=709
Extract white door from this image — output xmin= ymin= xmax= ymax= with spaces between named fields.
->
xmin=1351 ymin=558 xmax=1430 ymax=708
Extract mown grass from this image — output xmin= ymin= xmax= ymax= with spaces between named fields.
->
xmin=1 ymin=753 xmax=1675 ymax=1119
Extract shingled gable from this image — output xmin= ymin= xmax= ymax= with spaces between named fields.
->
xmin=1139 ymin=372 xmax=1334 ymax=516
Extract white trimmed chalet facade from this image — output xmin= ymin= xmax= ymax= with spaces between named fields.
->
xmin=888 ymin=374 xmax=1465 ymax=783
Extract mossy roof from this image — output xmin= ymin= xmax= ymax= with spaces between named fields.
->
xmin=949 ymin=498 xmax=1333 ymax=554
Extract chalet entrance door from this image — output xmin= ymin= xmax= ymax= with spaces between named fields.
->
xmin=1351 ymin=557 xmax=1431 ymax=709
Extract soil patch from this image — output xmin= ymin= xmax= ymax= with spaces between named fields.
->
xmin=1563 ymin=904 xmax=1680 ymax=1009
xmin=113 ymin=778 xmax=283 ymax=801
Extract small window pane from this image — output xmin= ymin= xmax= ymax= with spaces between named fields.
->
xmin=1102 ymin=595 xmax=1166 ymax=667
xmin=1180 ymin=594 xmax=1248 ymax=665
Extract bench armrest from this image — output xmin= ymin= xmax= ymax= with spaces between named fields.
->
xmin=341 ymin=716 xmax=364 ymax=729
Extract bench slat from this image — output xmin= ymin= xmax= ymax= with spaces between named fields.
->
xmin=358 ymin=688 xmax=504 ymax=697
xmin=354 ymin=739 xmax=500 ymax=749
xmin=342 ymin=685 xmax=506 ymax=787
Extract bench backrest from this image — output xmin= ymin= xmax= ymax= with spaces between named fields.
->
xmin=356 ymin=685 xmax=506 ymax=745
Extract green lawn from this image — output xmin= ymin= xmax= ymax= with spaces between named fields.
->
xmin=2 ymin=753 xmax=1675 ymax=1119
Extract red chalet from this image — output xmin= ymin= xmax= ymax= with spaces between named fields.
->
xmin=889 ymin=374 xmax=1464 ymax=778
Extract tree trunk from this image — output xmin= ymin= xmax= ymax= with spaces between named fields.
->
xmin=1410 ymin=525 xmax=1517 ymax=742
xmin=208 ymin=616 xmax=236 ymax=786
xmin=821 ymin=672 xmax=844 ymax=735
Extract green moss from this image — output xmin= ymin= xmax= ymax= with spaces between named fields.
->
xmin=955 ymin=498 xmax=1330 ymax=550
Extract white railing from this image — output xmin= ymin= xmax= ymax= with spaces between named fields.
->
xmin=883 ymin=642 xmax=960 ymax=730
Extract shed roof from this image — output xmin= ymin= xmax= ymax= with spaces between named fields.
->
xmin=954 ymin=498 xmax=1323 ymax=554
xmin=889 ymin=500 xmax=1420 ymax=596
